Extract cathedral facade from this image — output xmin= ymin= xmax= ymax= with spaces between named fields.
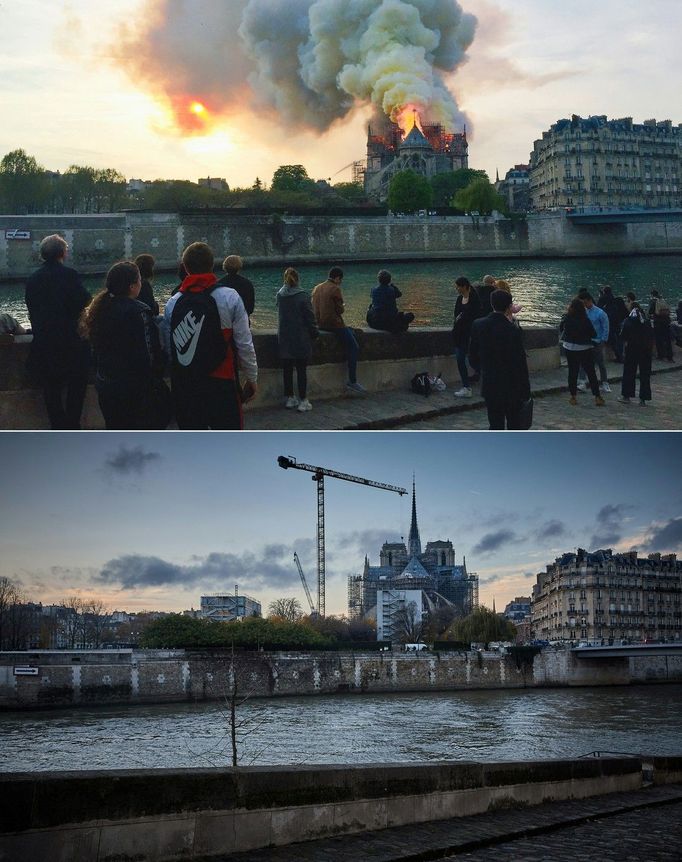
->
xmin=347 ymin=483 xmax=478 ymax=640
xmin=363 ymin=116 xmax=469 ymax=203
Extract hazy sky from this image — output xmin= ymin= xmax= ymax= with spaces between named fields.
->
xmin=1 ymin=1 xmax=680 ymax=187
xmin=1 ymin=432 xmax=680 ymax=617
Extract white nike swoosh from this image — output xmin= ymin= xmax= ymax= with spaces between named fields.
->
xmin=177 ymin=316 xmax=205 ymax=367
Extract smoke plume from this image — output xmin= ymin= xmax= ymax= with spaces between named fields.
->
xmin=114 ymin=0 xmax=476 ymax=133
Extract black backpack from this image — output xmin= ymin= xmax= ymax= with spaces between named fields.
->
xmin=170 ymin=286 xmax=227 ymax=378
xmin=411 ymin=371 xmax=431 ymax=397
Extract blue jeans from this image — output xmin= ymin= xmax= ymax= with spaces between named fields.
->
xmin=454 ymin=346 xmax=472 ymax=387
xmin=335 ymin=327 xmax=359 ymax=383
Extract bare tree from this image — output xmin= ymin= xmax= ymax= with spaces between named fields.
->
xmin=83 ymin=599 xmax=109 ymax=648
xmin=267 ymin=597 xmax=303 ymax=623
xmin=60 ymin=596 xmax=84 ymax=649
xmin=393 ymin=600 xmax=425 ymax=644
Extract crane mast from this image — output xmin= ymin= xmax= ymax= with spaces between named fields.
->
xmin=278 ymin=456 xmax=407 ymax=617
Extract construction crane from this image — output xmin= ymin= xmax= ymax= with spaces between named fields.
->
xmin=293 ymin=552 xmax=316 ymax=616
xmin=277 ymin=456 xmax=407 ymax=618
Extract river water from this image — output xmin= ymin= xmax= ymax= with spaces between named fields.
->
xmin=2 ymin=685 xmax=681 ymax=772
xmin=3 ymin=255 xmax=681 ymax=331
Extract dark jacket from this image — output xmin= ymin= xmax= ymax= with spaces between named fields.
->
xmin=474 ymin=283 xmax=494 ymax=316
xmin=95 ymin=297 xmax=163 ymax=388
xmin=559 ymin=313 xmax=597 ymax=346
xmin=621 ymin=312 xmax=654 ymax=355
xmin=138 ymin=279 xmax=160 ymax=316
xmin=24 ymin=260 xmax=92 ymax=378
xmin=367 ymin=282 xmax=401 ymax=329
xmin=277 ymin=286 xmax=318 ymax=361
xmin=452 ymin=291 xmax=482 ymax=348
xmin=469 ymin=312 xmax=531 ymax=406
xmin=216 ymin=272 xmax=256 ymax=318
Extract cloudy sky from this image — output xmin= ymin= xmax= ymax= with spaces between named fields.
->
xmin=1 ymin=0 xmax=680 ymax=187
xmin=1 ymin=432 xmax=680 ymax=617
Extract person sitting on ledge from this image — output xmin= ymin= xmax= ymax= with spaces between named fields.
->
xmin=366 ymin=270 xmax=415 ymax=334
xmin=0 ymin=313 xmax=26 ymax=336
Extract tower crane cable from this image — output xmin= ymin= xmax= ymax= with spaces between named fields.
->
xmin=278 ymin=456 xmax=407 ymax=617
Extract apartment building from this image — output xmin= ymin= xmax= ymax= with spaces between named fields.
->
xmin=529 ymin=115 xmax=681 ymax=210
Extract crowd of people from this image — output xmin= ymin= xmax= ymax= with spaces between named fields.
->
xmin=7 ymin=233 xmax=681 ymax=430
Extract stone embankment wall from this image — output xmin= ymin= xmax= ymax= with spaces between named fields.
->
xmin=0 ymin=326 xmax=559 ymax=428
xmin=0 ymin=213 xmax=529 ymax=279
xmin=3 ymin=757 xmax=681 ymax=861
xmin=1 ymin=648 xmax=681 ymax=711
xmin=1 ymin=211 xmax=681 ymax=282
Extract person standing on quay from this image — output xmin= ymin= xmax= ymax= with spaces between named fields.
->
xmin=452 ymin=276 xmax=482 ymax=398
xmin=469 ymin=290 xmax=531 ymax=430
xmin=618 ymin=303 xmax=654 ymax=406
xmin=649 ymin=289 xmax=674 ymax=361
xmin=133 ymin=254 xmax=160 ymax=316
xmin=577 ymin=291 xmax=611 ymax=393
xmin=312 ymin=266 xmax=365 ymax=393
xmin=217 ymin=255 xmax=256 ymax=322
xmin=80 ymin=261 xmax=170 ymax=430
xmin=277 ymin=267 xmax=318 ymax=412
xmin=560 ymin=298 xmax=605 ymax=407
xmin=24 ymin=234 xmax=92 ymax=429
xmin=598 ymin=286 xmax=627 ymax=362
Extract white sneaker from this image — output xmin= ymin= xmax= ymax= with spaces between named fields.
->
xmin=454 ymin=387 xmax=473 ymax=398
xmin=297 ymin=399 xmax=313 ymax=412
xmin=600 ymin=382 xmax=611 ymax=393
xmin=285 ymin=397 xmax=299 ymax=409
xmin=577 ymin=382 xmax=587 ymax=392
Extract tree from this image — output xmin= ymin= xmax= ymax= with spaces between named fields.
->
xmin=387 ymin=170 xmax=433 ymax=214
xmin=83 ymin=599 xmax=110 ymax=648
xmin=393 ymin=600 xmax=425 ymax=644
xmin=333 ymin=182 xmax=366 ymax=204
xmin=267 ymin=597 xmax=304 ymax=623
xmin=453 ymin=177 xmax=507 ymax=217
xmin=445 ymin=606 xmax=517 ymax=646
xmin=430 ymin=169 xmax=488 ymax=207
xmin=271 ymin=165 xmax=315 ymax=194
xmin=0 ymin=149 xmax=49 ymax=214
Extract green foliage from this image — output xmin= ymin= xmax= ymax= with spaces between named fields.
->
xmin=271 ymin=164 xmax=316 ymax=194
xmin=0 ymin=149 xmax=50 ymax=214
xmin=387 ymin=169 xmax=433 ymax=214
xmin=333 ymin=182 xmax=366 ymax=204
xmin=453 ymin=177 xmax=507 ymax=216
xmin=140 ymin=180 xmax=231 ymax=211
xmin=445 ymin=606 xmax=517 ymax=647
xmin=139 ymin=614 xmax=334 ymax=651
xmin=430 ymin=169 xmax=488 ymax=208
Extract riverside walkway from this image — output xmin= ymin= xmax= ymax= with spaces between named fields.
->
xmin=205 ymin=783 xmax=682 ymax=862
xmin=246 ymin=355 xmax=682 ymax=431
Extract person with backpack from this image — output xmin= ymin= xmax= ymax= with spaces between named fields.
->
xmin=648 ymin=289 xmax=673 ymax=361
xmin=277 ymin=267 xmax=318 ymax=412
xmin=80 ymin=261 xmax=170 ymax=430
xmin=163 ymin=242 xmax=257 ymax=430
xmin=618 ymin=303 xmax=654 ymax=406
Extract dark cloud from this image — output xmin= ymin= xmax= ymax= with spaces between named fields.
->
xmin=590 ymin=503 xmax=633 ymax=548
xmin=523 ymin=571 xmax=536 ymax=579
xmin=337 ymin=529 xmax=403 ymax=556
xmin=96 ymin=545 xmax=304 ymax=592
xmin=104 ymin=446 xmax=162 ymax=476
xmin=472 ymin=530 xmax=518 ymax=556
xmin=644 ymin=517 xmax=682 ymax=552
xmin=535 ymin=519 xmax=567 ymax=541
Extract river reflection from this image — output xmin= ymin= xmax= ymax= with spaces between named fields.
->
xmin=3 ymin=255 xmax=681 ymax=330
xmin=1 ymin=685 xmax=680 ymax=772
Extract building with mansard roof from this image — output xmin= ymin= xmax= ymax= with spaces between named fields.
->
xmin=347 ymin=482 xmax=478 ymax=641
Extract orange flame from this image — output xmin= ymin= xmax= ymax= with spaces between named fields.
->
xmin=167 ymin=95 xmax=216 ymax=133
xmin=396 ymin=105 xmax=424 ymax=133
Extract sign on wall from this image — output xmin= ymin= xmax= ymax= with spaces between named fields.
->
xmin=5 ymin=230 xmax=32 ymax=241
xmin=13 ymin=667 xmax=39 ymax=676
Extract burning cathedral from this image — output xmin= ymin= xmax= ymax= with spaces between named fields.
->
xmin=347 ymin=482 xmax=478 ymax=641
xmin=363 ymin=114 xmax=469 ymax=202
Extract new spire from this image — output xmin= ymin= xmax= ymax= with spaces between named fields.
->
xmin=408 ymin=475 xmax=422 ymax=558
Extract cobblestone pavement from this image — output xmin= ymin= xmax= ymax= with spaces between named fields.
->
xmin=206 ymin=784 xmax=682 ymax=862
xmin=245 ymin=357 xmax=682 ymax=432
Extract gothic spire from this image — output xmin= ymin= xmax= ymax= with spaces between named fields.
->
xmin=408 ymin=475 xmax=422 ymax=558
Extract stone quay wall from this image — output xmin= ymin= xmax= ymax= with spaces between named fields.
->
xmin=1 ymin=648 xmax=681 ymax=711
xmin=0 ymin=325 xmax=559 ymax=428
xmin=1 ymin=211 xmax=681 ymax=282
xmin=3 ymin=757 xmax=679 ymax=861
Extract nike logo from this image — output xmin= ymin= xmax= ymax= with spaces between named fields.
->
xmin=173 ymin=311 xmax=205 ymax=367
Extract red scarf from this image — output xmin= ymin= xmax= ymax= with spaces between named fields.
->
xmin=179 ymin=273 xmax=218 ymax=293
